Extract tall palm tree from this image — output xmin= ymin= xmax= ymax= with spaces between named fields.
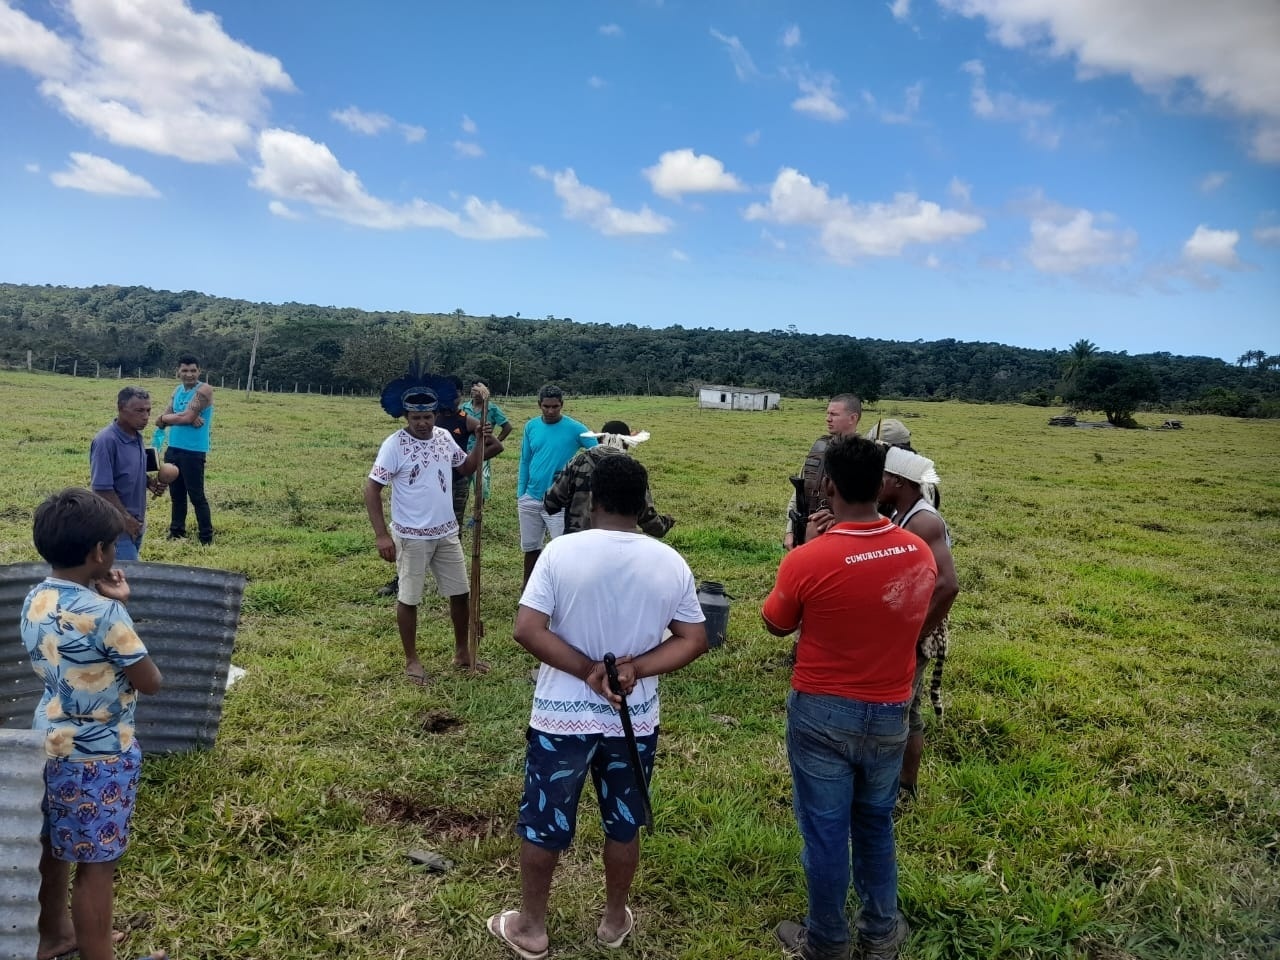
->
xmin=1062 ymin=338 xmax=1098 ymax=383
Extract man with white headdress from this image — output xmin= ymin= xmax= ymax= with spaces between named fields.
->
xmin=866 ymin=417 xmax=939 ymax=509
xmin=877 ymin=446 xmax=959 ymax=803
xmin=543 ymin=420 xmax=674 ymax=537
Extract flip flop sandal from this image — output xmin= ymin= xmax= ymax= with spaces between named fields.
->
xmin=597 ymin=905 xmax=634 ymax=948
xmin=486 ymin=910 xmax=548 ymax=960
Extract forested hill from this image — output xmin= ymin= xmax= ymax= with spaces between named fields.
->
xmin=1 ymin=283 xmax=1275 ymax=415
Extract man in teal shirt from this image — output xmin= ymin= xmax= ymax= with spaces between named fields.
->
xmin=155 ymin=354 xmax=215 ymax=545
xmin=517 ymin=384 xmax=596 ymax=585
xmin=461 ymin=379 xmax=512 ymax=518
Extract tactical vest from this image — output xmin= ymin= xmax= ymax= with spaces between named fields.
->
xmin=799 ymin=435 xmax=831 ymax=513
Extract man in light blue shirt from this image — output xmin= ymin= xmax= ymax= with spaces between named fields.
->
xmin=517 ymin=384 xmax=596 ymax=585
xmin=155 ymin=354 xmax=215 ymax=545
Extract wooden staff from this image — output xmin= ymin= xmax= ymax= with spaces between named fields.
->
xmin=467 ymin=396 xmax=488 ymax=670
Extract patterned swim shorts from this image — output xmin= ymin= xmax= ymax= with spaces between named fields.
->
xmin=516 ymin=727 xmax=658 ymax=850
xmin=42 ymin=743 xmax=141 ymax=863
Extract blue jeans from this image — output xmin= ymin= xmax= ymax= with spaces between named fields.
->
xmin=786 ymin=690 xmax=909 ymax=955
xmin=115 ymin=531 xmax=142 ymax=561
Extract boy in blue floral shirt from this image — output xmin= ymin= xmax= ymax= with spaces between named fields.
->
xmin=20 ymin=488 xmax=165 ymax=960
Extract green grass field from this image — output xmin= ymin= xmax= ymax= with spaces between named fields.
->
xmin=2 ymin=370 xmax=1277 ymax=960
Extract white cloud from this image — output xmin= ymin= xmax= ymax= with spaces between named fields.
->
xmin=745 ymin=167 xmax=985 ymax=261
xmin=1198 ymin=171 xmax=1229 ymax=193
xmin=925 ymin=253 xmax=941 ymax=269
xmin=865 ymin=81 xmax=923 ymax=124
xmin=25 ymin=162 xmax=41 ymax=173
xmin=251 ymin=129 xmax=542 ymax=239
xmin=793 ymin=75 xmax=847 ymax=122
xmin=461 ymin=114 xmax=477 ymax=134
xmin=761 ymin=228 xmax=786 ymax=251
xmin=938 ymin=0 xmax=1280 ymax=162
xmin=1254 ymin=224 xmax=1280 ymax=246
xmin=599 ymin=23 xmax=623 ymax=37
xmin=889 ymin=0 xmax=912 ymax=21
xmin=1183 ymin=224 xmax=1240 ymax=266
xmin=781 ymin=25 xmax=802 ymax=48
xmin=671 ymin=248 xmax=689 ymax=262
xmin=267 ymin=199 xmax=300 ymax=220
xmin=643 ymin=149 xmax=745 ymax=199
xmin=1253 ymin=126 xmax=1280 ymax=163
xmin=50 ymin=152 xmax=160 ymax=197
xmin=333 ymin=106 xmax=425 ymax=143
xmin=332 ymin=106 xmax=391 ymax=136
xmin=948 ymin=177 xmax=972 ymax=205
xmin=1023 ymin=197 xmax=1137 ymax=274
xmin=588 ymin=75 xmax=607 ymax=89
xmin=744 ymin=129 xmax=761 ymax=146
xmin=532 ymin=165 xmax=672 ymax=236
xmin=454 ymin=140 xmax=485 ymax=159
xmin=1 ymin=0 xmax=294 ymax=164
xmin=710 ymin=28 xmax=759 ymax=81
xmin=961 ymin=59 xmax=1059 ymax=147
xmin=0 ymin=2 xmax=74 ymax=78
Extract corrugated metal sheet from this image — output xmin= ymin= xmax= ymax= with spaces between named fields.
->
xmin=0 ymin=562 xmax=246 ymax=754
xmin=0 ymin=729 xmax=45 ymax=960
xmin=0 ymin=566 xmax=46 ymax=734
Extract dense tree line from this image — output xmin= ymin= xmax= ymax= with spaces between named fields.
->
xmin=0 ymin=283 xmax=1275 ymax=416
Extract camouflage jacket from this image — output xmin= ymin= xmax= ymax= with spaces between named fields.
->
xmin=543 ymin=446 xmax=674 ymax=538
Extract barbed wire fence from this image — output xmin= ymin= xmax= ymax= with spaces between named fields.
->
xmin=0 ymin=351 xmax=378 ymax=397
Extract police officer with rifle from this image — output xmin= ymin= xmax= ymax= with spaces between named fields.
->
xmin=784 ymin=394 xmax=863 ymax=549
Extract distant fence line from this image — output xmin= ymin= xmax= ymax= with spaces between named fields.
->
xmin=0 ymin=355 xmax=378 ymax=398
xmin=0 ymin=360 xmax=635 ymax=402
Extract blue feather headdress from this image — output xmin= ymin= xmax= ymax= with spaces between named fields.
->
xmin=379 ymin=354 xmax=459 ymax=418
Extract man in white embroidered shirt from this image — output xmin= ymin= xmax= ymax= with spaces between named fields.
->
xmin=364 ymin=383 xmax=501 ymax=683
xmin=487 ymin=454 xmax=707 ymax=960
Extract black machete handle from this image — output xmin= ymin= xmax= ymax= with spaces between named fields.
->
xmin=603 ymin=652 xmax=622 ymax=696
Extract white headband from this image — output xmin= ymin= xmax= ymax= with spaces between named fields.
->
xmin=884 ymin=446 xmax=940 ymax=485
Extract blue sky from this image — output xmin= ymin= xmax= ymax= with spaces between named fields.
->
xmin=1 ymin=0 xmax=1277 ymax=362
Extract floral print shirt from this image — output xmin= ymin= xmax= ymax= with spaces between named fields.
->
xmin=20 ymin=578 xmax=149 ymax=760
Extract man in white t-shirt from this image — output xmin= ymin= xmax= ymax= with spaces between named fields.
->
xmin=364 ymin=383 xmax=502 ymax=683
xmin=487 ymin=454 xmax=708 ymax=959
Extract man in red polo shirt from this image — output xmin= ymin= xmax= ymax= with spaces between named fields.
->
xmin=763 ymin=435 xmax=945 ymax=960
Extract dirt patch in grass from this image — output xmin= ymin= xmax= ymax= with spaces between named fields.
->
xmin=418 ymin=709 xmax=463 ymax=734
xmin=364 ymin=792 xmax=502 ymax=840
